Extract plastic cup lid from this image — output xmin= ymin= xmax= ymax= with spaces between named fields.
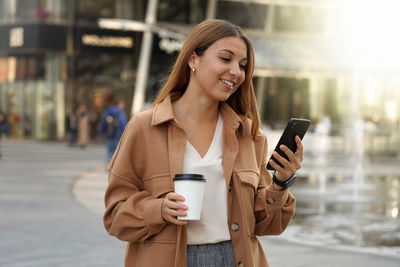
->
xmin=173 ymin=173 xmax=206 ymax=182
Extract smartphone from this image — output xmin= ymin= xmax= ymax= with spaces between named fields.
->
xmin=266 ymin=118 xmax=311 ymax=171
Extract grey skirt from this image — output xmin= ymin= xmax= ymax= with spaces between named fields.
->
xmin=187 ymin=240 xmax=236 ymax=267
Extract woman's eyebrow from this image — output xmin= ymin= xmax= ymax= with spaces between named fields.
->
xmin=218 ymin=49 xmax=247 ymax=61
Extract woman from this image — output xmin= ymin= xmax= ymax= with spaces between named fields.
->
xmin=104 ymin=19 xmax=302 ymax=267
xmin=77 ymin=104 xmax=89 ymax=148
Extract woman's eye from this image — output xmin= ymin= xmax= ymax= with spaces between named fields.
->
xmin=220 ymin=57 xmax=231 ymax=62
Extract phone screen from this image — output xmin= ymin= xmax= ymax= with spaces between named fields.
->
xmin=266 ymin=118 xmax=311 ymax=171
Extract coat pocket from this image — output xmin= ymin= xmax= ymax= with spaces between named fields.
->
xmin=131 ymin=241 xmax=176 ymax=266
xmin=235 ymin=170 xmax=259 ymax=237
xmin=142 ymin=173 xmax=173 ymax=198
xmin=236 ymin=170 xmax=259 ymax=193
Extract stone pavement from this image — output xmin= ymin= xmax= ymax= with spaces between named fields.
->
xmin=0 ymin=140 xmax=125 ymax=267
xmin=1 ymin=140 xmax=399 ymax=266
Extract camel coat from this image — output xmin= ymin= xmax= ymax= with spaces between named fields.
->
xmin=103 ymin=94 xmax=296 ymax=267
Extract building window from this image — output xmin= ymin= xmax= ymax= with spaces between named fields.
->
xmin=261 ymin=77 xmax=310 ymax=124
xmin=274 ymin=5 xmax=325 ymax=33
xmin=0 ymin=55 xmax=45 ymax=82
xmin=217 ymin=1 xmax=268 ymax=29
xmin=76 ymin=0 xmax=117 ymax=24
xmin=76 ymin=0 xmax=146 ymax=25
xmin=0 ymin=0 xmax=68 ymax=23
xmin=157 ymin=0 xmax=207 ymax=24
xmin=0 ymin=0 xmax=6 ymax=23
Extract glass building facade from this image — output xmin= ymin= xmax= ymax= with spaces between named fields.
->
xmin=0 ymin=0 xmax=145 ymax=140
xmin=0 ymin=0 xmax=399 ymax=157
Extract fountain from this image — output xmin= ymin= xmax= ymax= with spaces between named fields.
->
xmin=352 ymin=118 xmax=365 ymax=200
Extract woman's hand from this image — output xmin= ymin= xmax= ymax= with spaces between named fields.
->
xmin=268 ymin=136 xmax=303 ymax=188
xmin=161 ymin=192 xmax=188 ymax=225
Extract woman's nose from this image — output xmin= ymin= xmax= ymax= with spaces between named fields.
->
xmin=229 ymin=63 xmax=241 ymax=77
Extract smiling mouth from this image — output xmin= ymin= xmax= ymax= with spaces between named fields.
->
xmin=220 ymin=79 xmax=235 ymax=89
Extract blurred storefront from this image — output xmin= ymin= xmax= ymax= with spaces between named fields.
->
xmin=0 ymin=0 xmax=144 ymax=140
xmin=0 ymin=0 xmax=399 ymax=149
xmin=0 ymin=22 xmax=67 ymax=140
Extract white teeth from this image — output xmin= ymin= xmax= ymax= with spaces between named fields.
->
xmin=221 ymin=79 xmax=234 ymax=87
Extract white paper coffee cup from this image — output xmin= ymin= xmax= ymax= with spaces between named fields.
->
xmin=173 ymin=174 xmax=206 ymax=220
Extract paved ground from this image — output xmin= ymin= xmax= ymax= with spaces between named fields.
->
xmin=0 ymin=140 xmax=125 ymax=267
xmin=1 ymin=139 xmax=399 ymax=266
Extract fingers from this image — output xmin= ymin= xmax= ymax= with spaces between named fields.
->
xmin=161 ymin=193 xmax=188 ymax=225
xmin=166 ymin=192 xmax=185 ymax=202
xmin=269 ymin=153 xmax=294 ymax=180
xmin=294 ymin=135 xmax=304 ymax=162
xmin=163 ymin=205 xmax=188 ymax=225
xmin=269 ymin=136 xmax=304 ymax=180
xmin=275 ymin=145 xmax=300 ymax=169
xmin=280 ymin=144 xmax=301 ymax=170
xmin=164 ymin=192 xmax=187 ymax=211
xmin=268 ymin=158 xmax=291 ymax=180
xmin=272 ymin=151 xmax=292 ymax=171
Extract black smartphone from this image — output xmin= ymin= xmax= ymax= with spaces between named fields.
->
xmin=266 ymin=118 xmax=311 ymax=171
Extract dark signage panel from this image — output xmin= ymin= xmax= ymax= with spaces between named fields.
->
xmin=74 ymin=27 xmax=139 ymax=53
xmin=0 ymin=24 xmax=67 ymax=52
xmin=0 ymin=24 xmax=141 ymax=55
xmin=38 ymin=24 xmax=67 ymax=49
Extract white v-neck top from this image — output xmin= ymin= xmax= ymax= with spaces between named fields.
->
xmin=182 ymin=113 xmax=231 ymax=244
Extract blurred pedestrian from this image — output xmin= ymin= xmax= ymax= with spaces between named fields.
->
xmin=98 ymin=99 xmax=127 ymax=163
xmin=66 ymin=109 xmax=78 ymax=147
xmin=0 ymin=110 xmax=10 ymax=159
xmin=104 ymin=19 xmax=303 ymax=267
xmin=77 ymin=105 xmax=89 ymax=149
xmin=8 ymin=109 xmax=21 ymax=139
xmin=88 ymin=107 xmax=99 ymax=139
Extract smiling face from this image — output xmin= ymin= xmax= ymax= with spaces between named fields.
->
xmin=188 ymin=36 xmax=248 ymax=102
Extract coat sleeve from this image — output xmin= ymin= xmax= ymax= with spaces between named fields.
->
xmin=103 ymin=116 xmax=168 ymax=242
xmin=254 ymin=133 xmax=296 ymax=236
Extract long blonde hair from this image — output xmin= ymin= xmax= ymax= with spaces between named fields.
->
xmin=153 ymin=19 xmax=260 ymax=138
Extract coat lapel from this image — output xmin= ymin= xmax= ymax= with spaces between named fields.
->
xmin=151 ymin=94 xmax=187 ymax=179
xmin=220 ymin=102 xmax=244 ymax=189
xmin=168 ymin=123 xmax=187 ymax=178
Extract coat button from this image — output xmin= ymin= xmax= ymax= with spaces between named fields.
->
xmin=231 ymin=223 xmax=239 ymax=232
xmin=266 ymin=197 xmax=275 ymax=204
xmin=238 ymin=261 xmax=244 ymax=267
